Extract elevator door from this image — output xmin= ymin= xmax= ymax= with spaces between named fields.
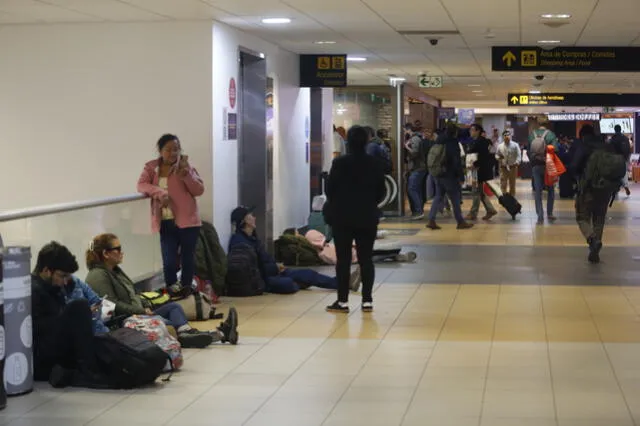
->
xmin=238 ymin=50 xmax=269 ymax=245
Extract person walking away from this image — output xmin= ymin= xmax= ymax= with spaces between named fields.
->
xmin=571 ymin=124 xmax=627 ymax=263
xmin=426 ymin=123 xmax=474 ymax=230
xmin=137 ymin=134 xmax=204 ymax=296
xmin=529 ymin=118 xmax=559 ymax=224
xmin=324 ymin=125 xmax=387 ymax=313
xmin=466 ymin=124 xmax=498 ymax=221
xmin=610 ymin=124 xmax=632 ymax=197
xmin=405 ymin=129 xmax=428 ymax=219
xmin=496 ymin=131 xmax=522 ymax=196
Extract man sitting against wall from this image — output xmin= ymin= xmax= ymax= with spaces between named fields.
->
xmin=32 ymin=241 xmax=111 ymax=389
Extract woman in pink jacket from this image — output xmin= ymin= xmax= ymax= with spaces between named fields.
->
xmin=137 ymin=134 xmax=204 ymax=295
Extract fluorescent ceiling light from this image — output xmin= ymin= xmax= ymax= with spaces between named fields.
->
xmin=468 ymin=84 xmax=482 ymax=87
xmin=347 ymin=56 xmax=367 ymax=62
xmin=314 ymin=41 xmax=336 ymax=45
xmin=538 ymin=40 xmax=561 ymax=44
xmin=472 ymin=90 xmax=483 ymax=93
xmin=261 ymin=17 xmax=291 ymax=24
xmin=529 ymin=90 xmax=541 ymax=94
xmin=540 ymin=13 xmax=571 ymax=19
xmin=389 ymin=77 xmax=406 ymax=81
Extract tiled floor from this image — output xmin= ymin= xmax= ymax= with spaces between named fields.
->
xmin=4 ymin=181 xmax=640 ymax=426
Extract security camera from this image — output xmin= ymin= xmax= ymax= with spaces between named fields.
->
xmin=535 ymin=75 xmax=545 ymax=81
xmin=429 ymin=38 xmax=439 ymax=46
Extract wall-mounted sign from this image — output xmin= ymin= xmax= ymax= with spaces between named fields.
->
xmin=458 ymin=109 xmax=475 ymax=125
xmin=229 ymin=78 xmax=236 ymax=109
xmin=418 ymin=75 xmax=443 ymax=88
xmin=227 ymin=113 xmax=237 ymax=140
xmin=493 ymin=46 xmax=640 ymax=72
xmin=508 ymin=93 xmax=640 ymax=107
xmin=547 ymin=113 xmax=601 ymax=121
xmin=600 ymin=117 xmax=634 ymax=134
xmin=300 ymin=54 xmax=347 ymax=87
xmin=438 ymin=107 xmax=456 ymax=120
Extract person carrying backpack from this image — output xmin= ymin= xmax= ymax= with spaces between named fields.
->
xmin=528 ymin=118 xmax=560 ymax=224
xmin=426 ymin=123 xmax=474 ymax=230
xmin=571 ymin=124 xmax=627 ymax=264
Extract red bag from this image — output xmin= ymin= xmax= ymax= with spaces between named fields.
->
xmin=194 ymin=276 xmax=219 ymax=304
xmin=483 ymin=183 xmax=493 ymax=197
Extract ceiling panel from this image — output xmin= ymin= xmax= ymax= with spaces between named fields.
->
xmin=0 ymin=0 xmax=99 ymax=22
xmin=363 ymin=0 xmax=455 ymax=31
xmin=37 ymin=0 xmax=163 ymax=21
xmin=119 ymin=0 xmax=221 ymax=19
xmin=444 ymin=0 xmax=518 ymax=29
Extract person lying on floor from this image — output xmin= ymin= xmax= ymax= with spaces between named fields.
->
xmin=229 ymin=206 xmax=361 ymax=294
xmin=85 ymin=233 xmax=238 ymax=348
xmin=283 ymin=228 xmax=417 ymax=264
xmin=32 ymin=241 xmax=112 ymax=389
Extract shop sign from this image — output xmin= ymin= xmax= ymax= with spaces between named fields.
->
xmin=508 ymin=93 xmax=640 ymax=107
xmin=300 ymin=54 xmax=347 ymax=88
xmin=492 ymin=46 xmax=640 ymax=72
xmin=547 ymin=113 xmax=601 ymax=121
xmin=438 ymin=107 xmax=456 ymax=120
xmin=458 ymin=109 xmax=475 ymax=125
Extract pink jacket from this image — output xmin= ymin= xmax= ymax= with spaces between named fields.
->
xmin=137 ymin=159 xmax=204 ymax=233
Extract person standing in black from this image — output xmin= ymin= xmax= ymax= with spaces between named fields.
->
xmin=466 ymin=124 xmax=497 ymax=221
xmin=324 ymin=126 xmax=386 ymax=313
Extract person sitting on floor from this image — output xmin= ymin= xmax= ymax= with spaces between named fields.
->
xmin=85 ymin=233 xmax=238 ymax=348
xmin=228 ymin=206 xmax=361 ymax=294
xmin=32 ymin=241 xmax=112 ymax=389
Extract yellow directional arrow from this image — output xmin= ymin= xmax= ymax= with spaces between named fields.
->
xmin=510 ymin=95 xmax=519 ymax=104
xmin=502 ymin=51 xmax=516 ymax=67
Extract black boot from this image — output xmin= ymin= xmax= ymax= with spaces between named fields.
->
xmin=218 ymin=307 xmax=239 ymax=345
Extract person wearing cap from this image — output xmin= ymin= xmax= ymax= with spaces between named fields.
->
xmin=229 ymin=206 xmax=361 ymax=295
xmin=496 ymin=130 xmax=522 ymax=196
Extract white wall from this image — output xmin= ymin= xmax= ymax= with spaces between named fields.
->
xmin=482 ymin=115 xmax=508 ymax=138
xmin=0 ymin=22 xmax=214 ymax=220
xmin=212 ymin=23 xmax=310 ymax=247
xmin=321 ymin=88 xmax=335 ymax=172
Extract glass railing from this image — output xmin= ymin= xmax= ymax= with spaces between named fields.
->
xmin=0 ymin=195 xmax=161 ymax=281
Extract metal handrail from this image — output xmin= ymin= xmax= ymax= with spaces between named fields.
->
xmin=0 ymin=193 xmax=147 ymax=223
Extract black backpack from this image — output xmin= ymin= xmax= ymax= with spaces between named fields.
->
xmin=225 ymin=243 xmax=265 ymax=297
xmin=94 ymin=328 xmax=170 ymax=389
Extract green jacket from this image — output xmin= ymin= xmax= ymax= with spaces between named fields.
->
xmin=194 ymin=221 xmax=228 ymax=295
xmin=85 ymin=265 xmax=150 ymax=316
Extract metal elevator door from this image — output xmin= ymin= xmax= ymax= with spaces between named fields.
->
xmin=238 ymin=50 xmax=269 ymax=245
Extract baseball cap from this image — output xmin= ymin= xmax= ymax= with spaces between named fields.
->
xmin=230 ymin=206 xmax=255 ymax=229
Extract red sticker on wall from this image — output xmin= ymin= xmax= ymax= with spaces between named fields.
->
xmin=229 ymin=78 xmax=236 ymax=109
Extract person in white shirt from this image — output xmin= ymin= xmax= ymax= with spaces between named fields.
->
xmin=333 ymin=125 xmax=346 ymax=158
xmin=496 ymin=130 xmax=522 ymax=196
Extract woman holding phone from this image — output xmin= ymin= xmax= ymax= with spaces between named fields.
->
xmin=137 ymin=134 xmax=204 ymax=296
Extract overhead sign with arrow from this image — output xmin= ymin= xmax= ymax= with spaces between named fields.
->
xmin=493 ymin=46 xmax=640 ymax=72
xmin=418 ymin=75 xmax=443 ymax=88
xmin=507 ymin=92 xmax=640 ymax=107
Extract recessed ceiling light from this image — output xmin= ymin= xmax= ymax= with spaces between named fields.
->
xmin=538 ymin=40 xmax=561 ymax=44
xmin=472 ymin=90 xmax=483 ymax=93
xmin=475 ymin=94 xmax=487 ymax=97
xmin=347 ymin=56 xmax=367 ymax=62
xmin=529 ymin=90 xmax=541 ymax=94
xmin=261 ymin=17 xmax=291 ymax=24
xmin=540 ymin=13 xmax=571 ymax=19
xmin=468 ymin=84 xmax=482 ymax=87
xmin=314 ymin=41 xmax=336 ymax=45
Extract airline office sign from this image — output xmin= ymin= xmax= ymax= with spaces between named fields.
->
xmin=492 ymin=46 xmax=640 ymax=72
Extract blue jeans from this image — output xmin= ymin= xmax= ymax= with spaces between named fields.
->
xmin=153 ymin=302 xmax=188 ymax=328
xmin=160 ymin=220 xmax=200 ymax=288
xmin=532 ymin=165 xmax=555 ymax=221
xmin=267 ymin=269 xmax=337 ymax=294
xmin=429 ymin=177 xmax=464 ymax=224
xmin=408 ymin=170 xmax=427 ymax=214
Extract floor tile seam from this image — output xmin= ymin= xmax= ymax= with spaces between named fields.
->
xmin=237 ymin=278 xmax=393 ymax=426
xmin=163 ymin=290 xmax=341 ymax=425
xmin=478 ymin=284 xmax=514 ymax=426
xmin=538 ymin=282 xmax=560 ymax=426
xmin=4 ymin=391 xmax=65 ymax=419
xmin=397 ymin=284 xmax=464 ymax=426
xmin=317 ymin=282 xmax=424 ymax=426
xmin=79 ymin=394 xmax=131 ymax=426
xmin=579 ymin=288 xmax=638 ymax=426
xmin=619 ymin=289 xmax=640 ymax=317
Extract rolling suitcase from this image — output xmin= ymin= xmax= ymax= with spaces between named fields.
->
xmin=485 ymin=181 xmax=522 ymax=220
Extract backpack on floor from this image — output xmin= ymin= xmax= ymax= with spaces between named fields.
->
xmin=94 ymin=328 xmax=171 ymax=389
xmin=584 ymin=146 xmax=626 ymax=192
xmin=123 ymin=315 xmax=183 ymax=372
xmin=226 ymin=243 xmax=265 ymax=297
xmin=427 ymin=143 xmax=447 ymax=177
xmin=274 ymin=234 xmax=323 ymax=266
xmin=529 ymin=130 xmax=549 ymax=164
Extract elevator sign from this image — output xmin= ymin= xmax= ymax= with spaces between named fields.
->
xmin=492 ymin=46 xmax=640 ymax=72
xmin=299 ymin=54 xmax=348 ymax=88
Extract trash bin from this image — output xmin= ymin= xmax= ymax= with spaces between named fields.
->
xmin=0 ymin=244 xmax=7 ymax=408
xmin=2 ymin=247 xmax=32 ymax=396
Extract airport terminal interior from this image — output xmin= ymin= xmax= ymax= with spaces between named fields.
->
xmin=3 ymin=0 xmax=640 ymax=425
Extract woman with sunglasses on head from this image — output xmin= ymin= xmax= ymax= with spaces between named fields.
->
xmin=137 ymin=133 xmax=203 ymax=296
xmin=85 ymin=233 xmax=239 ymax=348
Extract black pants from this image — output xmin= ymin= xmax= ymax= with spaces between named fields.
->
xmin=34 ymin=300 xmax=98 ymax=381
xmin=333 ymin=225 xmax=377 ymax=303
xmin=575 ymin=189 xmax=611 ymax=243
